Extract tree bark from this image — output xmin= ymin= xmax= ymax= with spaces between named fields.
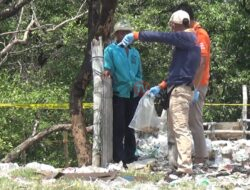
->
xmin=242 ymin=0 xmax=250 ymax=14
xmin=69 ymin=0 xmax=117 ymax=166
xmin=0 ymin=0 xmax=32 ymax=21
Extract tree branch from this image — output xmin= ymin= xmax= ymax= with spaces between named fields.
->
xmin=47 ymin=11 xmax=87 ymax=32
xmin=1 ymin=124 xmax=93 ymax=163
xmin=0 ymin=53 xmax=8 ymax=67
xmin=0 ymin=0 xmax=32 ymax=21
xmin=31 ymin=119 xmax=39 ymax=136
xmin=0 ymin=11 xmax=88 ymax=61
xmin=1 ymin=124 xmax=71 ymax=163
xmin=15 ymin=7 xmax=24 ymax=38
xmin=77 ymin=0 xmax=87 ymax=15
xmin=0 ymin=18 xmax=37 ymax=57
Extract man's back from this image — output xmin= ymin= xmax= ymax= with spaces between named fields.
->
xmin=193 ymin=22 xmax=211 ymax=86
xmin=138 ymin=31 xmax=201 ymax=86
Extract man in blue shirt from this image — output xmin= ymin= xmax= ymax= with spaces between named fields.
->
xmin=120 ymin=10 xmax=200 ymax=177
xmin=103 ymin=20 xmax=143 ymax=165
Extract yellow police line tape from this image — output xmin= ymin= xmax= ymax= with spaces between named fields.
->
xmin=0 ymin=103 xmax=249 ymax=109
xmin=0 ymin=103 xmax=93 ymax=109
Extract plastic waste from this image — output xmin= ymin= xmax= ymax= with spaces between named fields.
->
xmin=0 ymin=163 xmax=19 ymax=173
xmin=158 ymin=109 xmax=167 ymax=131
xmin=122 ymin=175 xmax=134 ymax=181
xmin=214 ymin=150 xmax=223 ymax=167
xmin=232 ymin=149 xmax=249 ymax=163
xmin=129 ymin=93 xmax=164 ymax=132
xmin=206 ymin=138 xmax=212 ymax=155
xmin=25 ymin=162 xmax=58 ymax=173
xmin=196 ymin=176 xmax=210 ymax=186
xmin=206 ymin=184 xmax=216 ymax=190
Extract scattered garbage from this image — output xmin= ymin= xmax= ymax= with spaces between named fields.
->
xmin=0 ymin=135 xmax=250 ymax=189
xmin=136 ymin=131 xmax=168 ymax=159
xmin=211 ymin=139 xmax=250 ymax=167
xmin=26 ymin=162 xmax=58 ymax=173
xmin=0 ymin=163 xmax=19 ymax=175
xmin=195 ymin=176 xmax=210 ymax=186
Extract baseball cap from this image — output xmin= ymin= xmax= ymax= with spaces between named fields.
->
xmin=169 ymin=10 xmax=190 ymax=25
xmin=113 ymin=20 xmax=133 ymax=33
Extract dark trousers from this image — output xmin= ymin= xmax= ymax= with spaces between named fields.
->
xmin=113 ymin=95 xmax=140 ymax=163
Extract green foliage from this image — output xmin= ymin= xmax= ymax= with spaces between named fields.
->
xmin=0 ymin=177 xmax=20 ymax=190
xmin=0 ymin=1 xmax=91 ymax=166
xmin=198 ymin=1 xmax=250 ymax=121
xmin=115 ymin=0 xmax=250 ymax=122
xmin=11 ymin=168 xmax=43 ymax=181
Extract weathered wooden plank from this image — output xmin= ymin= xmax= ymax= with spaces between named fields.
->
xmin=91 ymin=37 xmax=113 ymax=167
xmin=92 ymin=38 xmax=103 ymax=166
xmin=101 ymin=78 xmax=113 ymax=166
xmin=205 ymin=130 xmax=250 ymax=135
xmin=205 ymin=122 xmax=246 ymax=140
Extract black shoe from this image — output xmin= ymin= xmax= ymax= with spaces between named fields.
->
xmin=125 ymin=156 xmax=139 ymax=164
xmin=123 ymin=162 xmax=128 ymax=169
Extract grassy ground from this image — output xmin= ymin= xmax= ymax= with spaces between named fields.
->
xmin=0 ymin=167 xmax=242 ymax=190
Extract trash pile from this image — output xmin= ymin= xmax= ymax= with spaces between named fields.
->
xmin=134 ymin=132 xmax=250 ymax=188
xmin=136 ymin=132 xmax=250 ymax=171
xmin=0 ymin=133 xmax=249 ymax=189
xmin=136 ymin=131 xmax=250 ymax=165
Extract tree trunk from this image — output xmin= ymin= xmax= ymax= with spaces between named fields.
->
xmin=69 ymin=0 xmax=117 ymax=166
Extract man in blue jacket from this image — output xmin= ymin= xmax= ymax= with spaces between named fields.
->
xmin=120 ymin=10 xmax=200 ymax=177
xmin=103 ymin=20 xmax=143 ymax=165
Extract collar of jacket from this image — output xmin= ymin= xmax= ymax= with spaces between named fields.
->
xmin=192 ymin=22 xmax=202 ymax=30
xmin=184 ymin=28 xmax=195 ymax=33
xmin=115 ymin=42 xmax=131 ymax=49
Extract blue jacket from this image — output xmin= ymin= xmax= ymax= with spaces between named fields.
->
xmin=104 ymin=42 xmax=142 ymax=98
xmin=139 ymin=31 xmax=200 ymax=86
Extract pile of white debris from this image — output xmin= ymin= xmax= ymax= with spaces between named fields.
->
xmin=0 ymin=133 xmax=249 ymax=189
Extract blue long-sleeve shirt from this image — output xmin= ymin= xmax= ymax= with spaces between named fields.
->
xmin=104 ymin=42 xmax=142 ymax=98
xmin=139 ymin=31 xmax=200 ymax=86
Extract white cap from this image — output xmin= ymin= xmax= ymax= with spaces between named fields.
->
xmin=113 ymin=20 xmax=133 ymax=33
xmin=169 ymin=10 xmax=190 ymax=25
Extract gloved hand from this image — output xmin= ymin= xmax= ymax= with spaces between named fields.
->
xmin=149 ymin=86 xmax=160 ymax=96
xmin=192 ymin=89 xmax=200 ymax=103
xmin=119 ymin=33 xmax=134 ymax=47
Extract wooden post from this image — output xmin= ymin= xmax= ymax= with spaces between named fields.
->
xmin=242 ymin=85 xmax=248 ymax=138
xmin=101 ymin=68 xmax=113 ymax=167
xmin=91 ymin=37 xmax=113 ymax=167
xmin=92 ymin=37 xmax=103 ymax=166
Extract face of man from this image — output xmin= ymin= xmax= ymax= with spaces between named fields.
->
xmin=115 ymin=30 xmax=131 ymax=43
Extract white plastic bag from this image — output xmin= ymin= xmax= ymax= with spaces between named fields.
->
xmin=129 ymin=93 xmax=163 ymax=132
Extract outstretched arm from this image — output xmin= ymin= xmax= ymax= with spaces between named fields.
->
xmin=120 ymin=31 xmax=197 ymax=48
